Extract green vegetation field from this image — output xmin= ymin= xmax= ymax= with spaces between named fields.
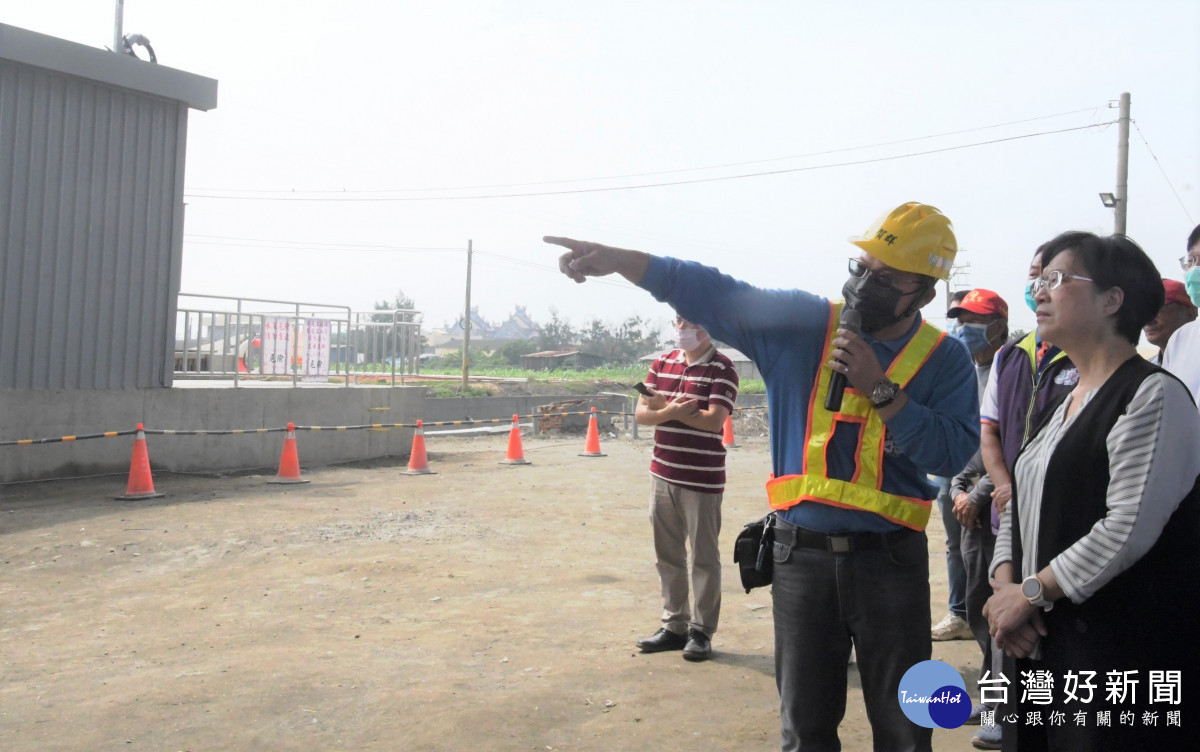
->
xmin=418 ymin=364 xmax=765 ymax=396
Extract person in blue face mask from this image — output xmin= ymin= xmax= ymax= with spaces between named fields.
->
xmin=944 ymin=289 xmax=969 ymax=338
xmin=932 ymin=290 xmax=1008 ymax=646
xmin=1161 ymin=224 xmax=1200 ymax=404
xmin=948 ymin=290 xmax=1009 ymax=367
xmin=942 ymin=289 xmax=1009 ymax=742
xmin=930 ymin=294 xmax=975 ymax=644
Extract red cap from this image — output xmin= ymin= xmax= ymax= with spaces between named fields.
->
xmin=1163 ymin=279 xmax=1196 ymax=310
xmin=947 ymin=288 xmax=1008 ymax=319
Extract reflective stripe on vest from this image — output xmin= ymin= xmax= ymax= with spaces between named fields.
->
xmin=765 ymin=301 xmax=944 ymax=530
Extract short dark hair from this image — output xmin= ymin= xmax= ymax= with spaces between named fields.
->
xmin=1039 ymin=231 xmax=1163 ymax=345
xmin=1188 ymin=223 xmax=1200 ymax=253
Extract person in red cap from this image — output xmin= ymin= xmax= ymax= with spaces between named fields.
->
xmin=1144 ymin=278 xmax=1197 ymax=365
xmin=947 ymin=289 xmax=1009 ymax=364
xmin=932 ymin=292 xmax=1008 ymax=644
xmin=944 ymin=289 xmax=1010 ymax=737
xmin=930 ymin=290 xmax=973 ymax=644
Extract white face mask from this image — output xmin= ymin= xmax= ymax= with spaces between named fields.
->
xmin=675 ymin=327 xmax=706 ymax=351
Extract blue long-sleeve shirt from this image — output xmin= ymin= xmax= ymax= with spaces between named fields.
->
xmin=640 ymin=256 xmax=980 ymax=533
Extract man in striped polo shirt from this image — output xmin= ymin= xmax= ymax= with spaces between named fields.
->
xmin=633 ymin=315 xmax=739 ymax=662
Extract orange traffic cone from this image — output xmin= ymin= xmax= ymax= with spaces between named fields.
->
xmin=237 ymin=356 xmax=249 ymax=373
xmin=269 ymin=422 xmax=310 ymax=484
xmin=404 ymin=419 xmax=436 ymax=475
xmin=722 ymin=413 xmax=739 ymax=448
xmin=499 ymin=414 xmax=531 ymax=465
xmin=579 ymin=407 xmax=607 ymax=457
xmin=116 ymin=423 xmax=165 ymax=500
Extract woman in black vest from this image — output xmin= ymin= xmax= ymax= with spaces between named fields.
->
xmin=984 ymin=231 xmax=1200 ymax=751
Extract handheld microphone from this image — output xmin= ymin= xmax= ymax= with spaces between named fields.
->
xmin=824 ymin=308 xmax=862 ymax=411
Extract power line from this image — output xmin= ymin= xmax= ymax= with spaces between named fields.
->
xmin=474 ymin=250 xmax=637 ymax=290
xmin=178 ymin=236 xmax=634 ymax=290
xmin=1131 ymin=120 xmax=1196 ymax=225
xmin=183 ymin=234 xmax=465 ymax=253
xmin=187 ymin=107 xmax=1101 ymax=196
xmin=183 ymin=121 xmax=1117 ymax=203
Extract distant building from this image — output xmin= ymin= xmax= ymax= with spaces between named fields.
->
xmin=493 ymin=305 xmax=540 ymax=340
xmin=445 ymin=306 xmax=494 ymax=340
xmin=431 ymin=305 xmax=542 ymax=355
xmin=521 ymin=350 xmax=605 ymax=371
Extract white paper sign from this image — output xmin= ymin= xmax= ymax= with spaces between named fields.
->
xmin=304 ymin=318 xmax=331 ymax=381
xmin=262 ymin=317 xmax=294 ymax=375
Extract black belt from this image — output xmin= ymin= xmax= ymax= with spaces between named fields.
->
xmin=773 ymin=520 xmax=919 ymax=553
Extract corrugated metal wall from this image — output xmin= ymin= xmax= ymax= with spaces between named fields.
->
xmin=0 ymin=58 xmax=186 ymax=389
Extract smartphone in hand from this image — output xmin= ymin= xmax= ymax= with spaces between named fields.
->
xmin=633 ymin=382 xmax=652 ymax=396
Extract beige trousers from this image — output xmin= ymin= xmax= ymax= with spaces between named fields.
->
xmin=649 ymin=475 xmax=723 ymax=637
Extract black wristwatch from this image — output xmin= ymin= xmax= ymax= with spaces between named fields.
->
xmin=1021 ymin=574 xmax=1055 ymax=611
xmin=869 ymin=379 xmax=901 ymax=409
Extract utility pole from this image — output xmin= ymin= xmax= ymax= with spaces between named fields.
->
xmin=1114 ymin=92 xmax=1131 ymax=235
xmin=462 ymin=240 xmax=472 ymax=390
xmin=945 ymin=258 xmax=971 ymax=309
xmin=113 ymin=0 xmax=125 ymax=52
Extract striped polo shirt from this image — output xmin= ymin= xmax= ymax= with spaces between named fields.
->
xmin=646 ymin=346 xmax=739 ymax=493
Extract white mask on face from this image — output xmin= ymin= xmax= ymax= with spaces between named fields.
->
xmin=675 ymin=327 xmax=706 ymax=352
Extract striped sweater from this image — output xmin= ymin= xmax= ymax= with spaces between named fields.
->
xmin=646 ymin=346 xmax=739 ymax=493
xmin=993 ymin=370 xmax=1200 ymax=603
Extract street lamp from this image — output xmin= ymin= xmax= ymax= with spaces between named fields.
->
xmin=1098 ymin=192 xmax=1118 ymax=208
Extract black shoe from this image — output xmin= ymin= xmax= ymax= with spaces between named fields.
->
xmin=682 ymin=629 xmax=712 ymax=661
xmin=636 ymin=628 xmax=687 ymax=653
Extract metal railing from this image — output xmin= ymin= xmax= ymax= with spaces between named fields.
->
xmin=175 ymin=294 xmax=423 ymax=387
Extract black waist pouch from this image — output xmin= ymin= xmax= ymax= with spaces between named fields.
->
xmin=732 ymin=512 xmax=776 ymax=593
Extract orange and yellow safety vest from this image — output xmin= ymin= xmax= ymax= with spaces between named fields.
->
xmin=765 ymin=301 xmax=945 ymax=531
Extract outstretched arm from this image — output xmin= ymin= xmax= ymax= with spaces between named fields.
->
xmin=546 ymin=235 xmax=830 ymax=376
xmin=546 ymin=237 xmax=651 ymax=285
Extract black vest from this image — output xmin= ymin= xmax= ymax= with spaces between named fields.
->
xmin=1012 ymin=356 xmax=1200 ymax=655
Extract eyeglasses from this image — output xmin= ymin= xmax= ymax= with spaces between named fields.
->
xmin=1029 ymin=270 xmax=1095 ymax=294
xmin=847 ymin=258 xmax=925 ymax=295
xmin=1180 ymin=255 xmax=1200 ymax=271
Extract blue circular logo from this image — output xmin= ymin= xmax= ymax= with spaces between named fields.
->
xmin=897 ymin=660 xmax=971 ymax=729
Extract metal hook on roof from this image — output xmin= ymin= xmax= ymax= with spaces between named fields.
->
xmin=122 ymin=33 xmax=157 ymax=64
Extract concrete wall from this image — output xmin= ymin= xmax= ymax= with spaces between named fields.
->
xmin=0 ymin=387 xmax=425 ymax=482
xmin=0 ymin=390 xmax=634 ymax=483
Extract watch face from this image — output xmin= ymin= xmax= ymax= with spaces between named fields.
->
xmin=872 ymin=380 xmax=897 ymax=403
xmin=1021 ymin=577 xmax=1041 ymax=599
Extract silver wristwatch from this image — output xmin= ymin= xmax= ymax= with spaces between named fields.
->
xmin=1021 ymin=574 xmax=1055 ymax=611
xmin=869 ymin=379 xmax=900 ymax=408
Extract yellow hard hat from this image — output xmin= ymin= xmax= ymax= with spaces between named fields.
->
xmin=848 ymin=202 xmax=957 ymax=280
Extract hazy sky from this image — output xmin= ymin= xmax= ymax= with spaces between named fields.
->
xmin=5 ymin=1 xmax=1199 ymax=339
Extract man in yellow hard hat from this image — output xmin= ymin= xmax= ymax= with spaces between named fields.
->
xmin=547 ymin=202 xmax=979 ymax=752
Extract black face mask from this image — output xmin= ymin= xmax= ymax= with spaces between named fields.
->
xmin=841 ymin=274 xmax=909 ymax=333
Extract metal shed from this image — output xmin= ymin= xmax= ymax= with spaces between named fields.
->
xmin=0 ymin=23 xmax=217 ymax=389
xmin=520 ymin=350 xmax=606 ymax=371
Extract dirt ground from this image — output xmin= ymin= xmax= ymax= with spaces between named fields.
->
xmin=1 ymin=429 xmax=982 ymax=751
